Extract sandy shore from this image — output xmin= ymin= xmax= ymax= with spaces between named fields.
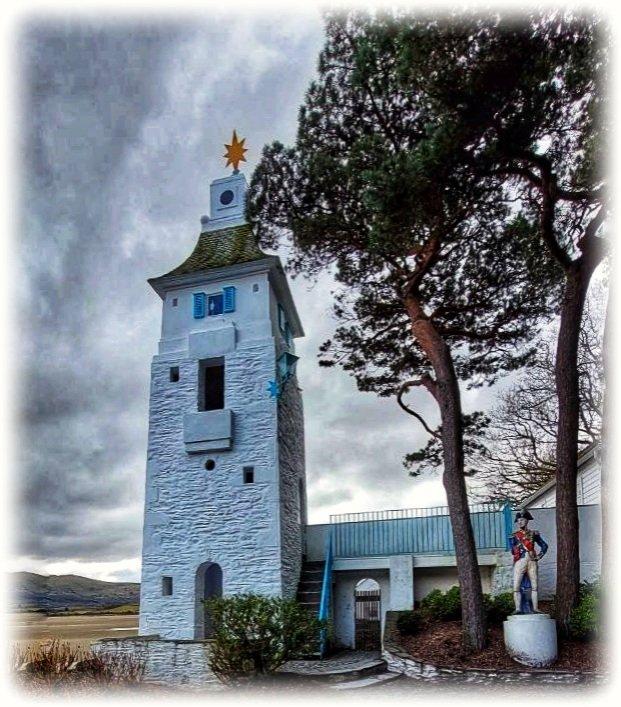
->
xmin=10 ymin=612 xmax=139 ymax=650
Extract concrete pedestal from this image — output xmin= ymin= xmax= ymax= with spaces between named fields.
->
xmin=503 ymin=614 xmax=557 ymax=668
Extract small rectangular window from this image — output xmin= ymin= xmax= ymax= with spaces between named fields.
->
xmin=253 ymin=283 xmax=259 ymax=293
xmin=193 ymin=292 xmax=206 ymax=318
xmin=198 ymin=358 xmax=225 ymax=411
xmin=243 ymin=466 xmax=254 ymax=484
xmin=172 ymin=297 xmax=178 ymax=307
xmin=170 ymin=366 xmax=179 ymax=382
xmin=208 ymin=293 xmax=224 ymax=316
xmin=277 ymin=303 xmax=286 ymax=333
xmin=162 ymin=576 xmax=173 ymax=596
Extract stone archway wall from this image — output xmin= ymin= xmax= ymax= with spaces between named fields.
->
xmin=354 ymin=578 xmax=381 ymax=650
xmin=194 ymin=562 xmax=223 ymax=639
xmin=332 ymin=570 xmax=389 ymax=649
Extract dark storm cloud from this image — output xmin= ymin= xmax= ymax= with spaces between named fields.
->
xmin=16 ymin=15 xmax=327 ymax=565
xmin=17 ymin=20 xmax=187 ymax=562
xmin=16 ymin=14 xmax=494 ymax=569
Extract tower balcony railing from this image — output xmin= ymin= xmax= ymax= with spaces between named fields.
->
xmin=329 ymin=503 xmax=508 ymax=558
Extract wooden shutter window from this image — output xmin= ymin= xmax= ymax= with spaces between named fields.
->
xmin=223 ymin=286 xmax=236 ymax=312
xmin=193 ymin=292 xmax=206 ymax=319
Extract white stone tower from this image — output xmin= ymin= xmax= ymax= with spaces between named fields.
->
xmin=138 ymin=149 xmax=307 ymax=640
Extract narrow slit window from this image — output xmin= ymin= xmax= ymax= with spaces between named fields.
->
xmin=172 ymin=297 xmax=178 ymax=307
xmin=198 ymin=358 xmax=225 ymax=411
xmin=243 ymin=466 xmax=254 ymax=484
xmin=162 ymin=576 xmax=173 ymax=596
xmin=277 ymin=303 xmax=287 ymax=333
xmin=170 ymin=366 xmax=179 ymax=382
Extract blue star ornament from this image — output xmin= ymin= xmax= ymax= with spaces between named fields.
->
xmin=267 ymin=380 xmax=280 ymax=399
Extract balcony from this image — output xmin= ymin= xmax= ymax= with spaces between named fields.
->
xmin=183 ymin=409 xmax=233 ymax=453
xmin=328 ymin=504 xmax=509 ymax=558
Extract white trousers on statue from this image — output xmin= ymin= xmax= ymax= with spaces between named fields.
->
xmin=513 ymin=556 xmax=538 ymax=591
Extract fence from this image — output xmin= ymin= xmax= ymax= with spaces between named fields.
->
xmin=329 ymin=503 xmax=507 ymax=558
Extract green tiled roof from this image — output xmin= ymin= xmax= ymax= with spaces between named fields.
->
xmin=162 ymin=223 xmax=265 ymax=277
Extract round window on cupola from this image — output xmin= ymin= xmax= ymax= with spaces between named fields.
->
xmin=219 ymin=189 xmax=234 ymax=206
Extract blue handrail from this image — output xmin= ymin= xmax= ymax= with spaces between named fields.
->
xmin=318 ymin=530 xmax=333 ymax=658
xmin=503 ymin=502 xmax=514 ymax=550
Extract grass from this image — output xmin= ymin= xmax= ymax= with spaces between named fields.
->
xmin=11 ymin=639 xmax=145 ymax=693
xmin=45 ymin=603 xmax=139 ymax=616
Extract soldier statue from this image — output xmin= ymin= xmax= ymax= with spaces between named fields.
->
xmin=509 ymin=510 xmax=548 ymax=614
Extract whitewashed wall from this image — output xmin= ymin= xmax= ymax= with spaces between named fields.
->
xmin=93 ymin=637 xmax=219 ymax=688
xmin=332 ymin=570 xmax=390 ymax=649
xmin=140 ymin=263 xmax=306 ymax=639
xmin=528 ymin=452 xmax=601 ymax=509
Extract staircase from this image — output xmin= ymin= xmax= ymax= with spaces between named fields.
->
xmin=297 ymin=560 xmax=324 ymax=616
xmin=279 ymin=650 xmax=403 ymax=690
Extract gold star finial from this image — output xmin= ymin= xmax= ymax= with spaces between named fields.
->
xmin=223 ymin=130 xmax=248 ymax=172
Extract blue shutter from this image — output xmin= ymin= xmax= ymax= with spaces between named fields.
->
xmin=223 ymin=286 xmax=236 ymax=313
xmin=277 ymin=352 xmax=299 ymax=383
xmin=193 ymin=292 xmax=206 ymax=319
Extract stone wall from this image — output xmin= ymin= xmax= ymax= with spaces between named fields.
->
xmin=490 ymin=553 xmax=514 ymax=596
xmin=413 ymin=565 xmax=493 ymax=601
xmin=332 ymin=569 xmax=390 ymax=649
xmin=277 ymin=375 xmax=306 ymax=598
xmin=93 ymin=637 xmax=220 ymax=689
xmin=528 ymin=505 xmax=602 ymax=598
xmin=140 ymin=330 xmax=285 ymax=639
xmin=141 ymin=259 xmax=308 ymax=640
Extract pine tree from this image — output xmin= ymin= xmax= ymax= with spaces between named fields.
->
xmin=403 ymin=12 xmax=609 ymax=630
xmin=248 ymin=11 xmax=560 ymax=650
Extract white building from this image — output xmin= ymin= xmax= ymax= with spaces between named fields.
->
xmin=139 ymin=168 xmax=307 ymax=640
xmin=136 ymin=158 xmax=602 ymax=656
xmin=524 ymin=442 xmax=602 ymax=509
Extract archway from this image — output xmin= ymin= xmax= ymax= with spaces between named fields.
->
xmin=354 ymin=578 xmax=381 ymax=650
xmin=194 ymin=562 xmax=223 ymax=639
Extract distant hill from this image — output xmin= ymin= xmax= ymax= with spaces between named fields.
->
xmin=10 ymin=572 xmax=140 ymax=612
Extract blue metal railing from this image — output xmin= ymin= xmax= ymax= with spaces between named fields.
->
xmin=317 ymin=531 xmax=333 ymax=658
xmin=330 ymin=503 xmax=507 ymax=558
xmin=503 ymin=502 xmax=514 ymax=550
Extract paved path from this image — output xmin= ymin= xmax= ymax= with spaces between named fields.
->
xmin=280 ymin=650 xmax=382 ymax=676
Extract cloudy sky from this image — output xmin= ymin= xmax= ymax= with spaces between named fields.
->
xmin=13 ymin=8 xmax=507 ymax=583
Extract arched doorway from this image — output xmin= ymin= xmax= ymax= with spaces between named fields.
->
xmin=194 ymin=562 xmax=223 ymax=639
xmin=354 ymin=578 xmax=381 ymax=650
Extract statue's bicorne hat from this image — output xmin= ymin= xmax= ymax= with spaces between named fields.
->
xmin=514 ymin=510 xmax=534 ymax=522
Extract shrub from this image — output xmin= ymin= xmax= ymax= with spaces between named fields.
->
xmin=420 ymin=589 xmax=443 ymax=615
xmin=12 ymin=640 xmax=144 ymax=692
xmin=206 ymin=594 xmax=325 ymax=682
xmin=396 ymin=609 xmax=424 ymax=636
xmin=568 ymin=579 xmax=600 ymax=641
xmin=486 ymin=592 xmax=515 ymax=624
xmin=420 ymin=586 xmax=461 ymax=621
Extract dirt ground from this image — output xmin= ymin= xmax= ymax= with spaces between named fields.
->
xmin=399 ymin=619 xmax=604 ymax=672
xmin=10 ymin=612 xmax=139 ymax=650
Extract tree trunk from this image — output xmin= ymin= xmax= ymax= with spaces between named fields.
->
xmin=406 ymin=297 xmax=487 ymax=650
xmin=554 ymin=269 xmax=589 ymax=631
